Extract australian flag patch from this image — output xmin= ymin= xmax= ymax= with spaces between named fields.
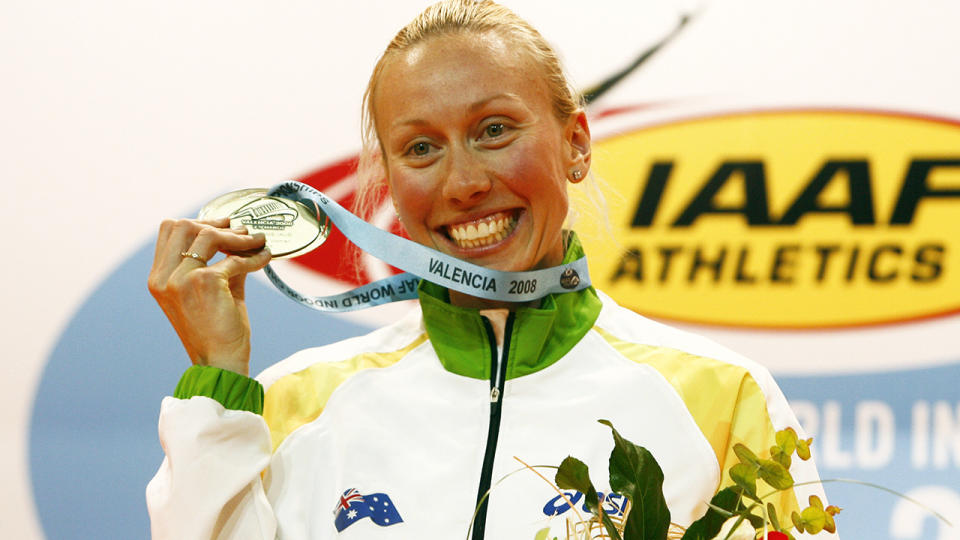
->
xmin=333 ymin=488 xmax=404 ymax=532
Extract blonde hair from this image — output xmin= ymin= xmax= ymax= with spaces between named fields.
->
xmin=353 ymin=0 xmax=584 ymax=223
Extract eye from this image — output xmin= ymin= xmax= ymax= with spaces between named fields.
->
xmin=484 ymin=123 xmax=506 ymax=138
xmin=407 ymin=141 xmax=431 ymax=156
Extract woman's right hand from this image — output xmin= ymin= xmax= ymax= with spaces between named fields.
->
xmin=147 ymin=217 xmax=272 ymax=376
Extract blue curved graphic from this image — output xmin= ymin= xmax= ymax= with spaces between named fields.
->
xmin=30 ymin=241 xmax=372 ymax=539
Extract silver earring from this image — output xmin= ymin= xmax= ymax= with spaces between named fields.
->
xmin=572 ymin=170 xmax=582 ymax=181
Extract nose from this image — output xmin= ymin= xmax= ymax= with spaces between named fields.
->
xmin=441 ymin=147 xmax=491 ymax=206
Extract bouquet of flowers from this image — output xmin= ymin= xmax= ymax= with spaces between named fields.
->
xmin=530 ymin=420 xmax=839 ymax=540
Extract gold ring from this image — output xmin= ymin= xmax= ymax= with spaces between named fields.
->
xmin=179 ymin=251 xmax=206 ymax=263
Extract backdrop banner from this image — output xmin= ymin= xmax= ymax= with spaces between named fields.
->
xmin=5 ymin=1 xmax=958 ymax=538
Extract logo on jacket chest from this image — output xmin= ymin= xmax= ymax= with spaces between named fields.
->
xmin=542 ymin=490 xmax=628 ymax=518
xmin=333 ymin=488 xmax=404 ymax=532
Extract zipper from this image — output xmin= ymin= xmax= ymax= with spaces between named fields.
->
xmin=471 ymin=312 xmax=515 ymax=540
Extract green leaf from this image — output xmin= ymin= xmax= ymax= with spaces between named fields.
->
xmin=741 ymin=510 xmax=765 ymax=529
xmin=796 ymin=438 xmax=812 ymax=461
xmin=757 ymin=459 xmax=794 ymax=490
xmin=556 ymin=457 xmax=594 ymax=497
xmin=680 ymin=487 xmax=741 ymax=540
xmin=729 ymin=463 xmax=758 ymax=500
xmin=733 ymin=443 xmax=760 ymax=466
xmin=555 ymin=456 xmax=602 ymax=516
xmin=791 ymin=511 xmax=804 ymax=533
xmin=534 ymin=527 xmax=552 ymax=540
xmin=599 ymin=420 xmax=670 ymax=540
xmin=766 ymin=502 xmax=782 ymax=532
xmin=555 ymin=456 xmax=622 ymax=540
xmin=776 ymin=428 xmax=798 ymax=456
xmin=824 ymin=511 xmax=837 ymax=534
xmin=798 ymin=506 xmax=827 ymax=534
xmin=770 ymin=446 xmax=791 ymax=469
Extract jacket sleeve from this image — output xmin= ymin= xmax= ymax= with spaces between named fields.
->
xmin=146 ymin=366 xmax=278 ymax=540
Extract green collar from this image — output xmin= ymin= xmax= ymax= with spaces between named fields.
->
xmin=418 ymin=233 xmax=602 ymax=380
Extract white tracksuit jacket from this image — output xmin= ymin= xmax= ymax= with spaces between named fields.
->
xmin=147 ymin=241 xmax=836 ymax=540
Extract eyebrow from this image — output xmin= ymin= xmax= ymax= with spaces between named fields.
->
xmin=392 ymin=93 xmax=527 ymax=129
xmin=467 ymin=93 xmax=524 ymax=113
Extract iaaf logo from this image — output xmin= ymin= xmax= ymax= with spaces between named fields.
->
xmin=586 ymin=107 xmax=960 ymax=329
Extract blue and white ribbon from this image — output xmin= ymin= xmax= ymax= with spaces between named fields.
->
xmin=263 ymin=181 xmax=591 ymax=312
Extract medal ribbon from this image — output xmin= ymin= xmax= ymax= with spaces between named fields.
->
xmin=263 ymin=181 xmax=591 ymax=312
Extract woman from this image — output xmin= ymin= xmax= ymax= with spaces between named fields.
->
xmin=147 ymin=1 xmax=832 ymax=539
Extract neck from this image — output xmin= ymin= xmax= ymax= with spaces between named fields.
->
xmin=448 ymin=289 xmax=541 ymax=311
xmin=477 ymin=307 xmax=510 ymax=347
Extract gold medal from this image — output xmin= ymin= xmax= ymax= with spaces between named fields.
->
xmin=199 ymin=188 xmax=330 ymax=258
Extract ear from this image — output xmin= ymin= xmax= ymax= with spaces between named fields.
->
xmin=564 ymin=110 xmax=591 ymax=183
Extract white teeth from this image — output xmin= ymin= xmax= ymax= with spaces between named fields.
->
xmin=447 ymin=212 xmax=517 ymax=249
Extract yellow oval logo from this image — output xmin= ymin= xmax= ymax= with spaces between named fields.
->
xmin=583 ymin=109 xmax=960 ymax=328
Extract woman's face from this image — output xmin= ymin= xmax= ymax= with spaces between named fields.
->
xmin=373 ymin=32 xmax=590 ymax=274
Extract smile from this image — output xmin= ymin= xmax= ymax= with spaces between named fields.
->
xmin=446 ymin=211 xmax=518 ymax=249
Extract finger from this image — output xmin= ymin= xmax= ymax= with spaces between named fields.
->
xmin=151 ymin=218 xmax=204 ymax=289
xmin=152 ymin=218 xmax=179 ymax=270
xmin=200 ymin=217 xmax=232 ymax=228
xmin=209 ymin=246 xmax=273 ymax=286
xmin=151 ymin=218 xmax=246 ymax=285
xmin=183 ymin=228 xmax=267 ymax=268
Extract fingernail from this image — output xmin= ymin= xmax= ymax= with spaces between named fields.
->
xmin=232 ymin=226 xmax=248 ymax=234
